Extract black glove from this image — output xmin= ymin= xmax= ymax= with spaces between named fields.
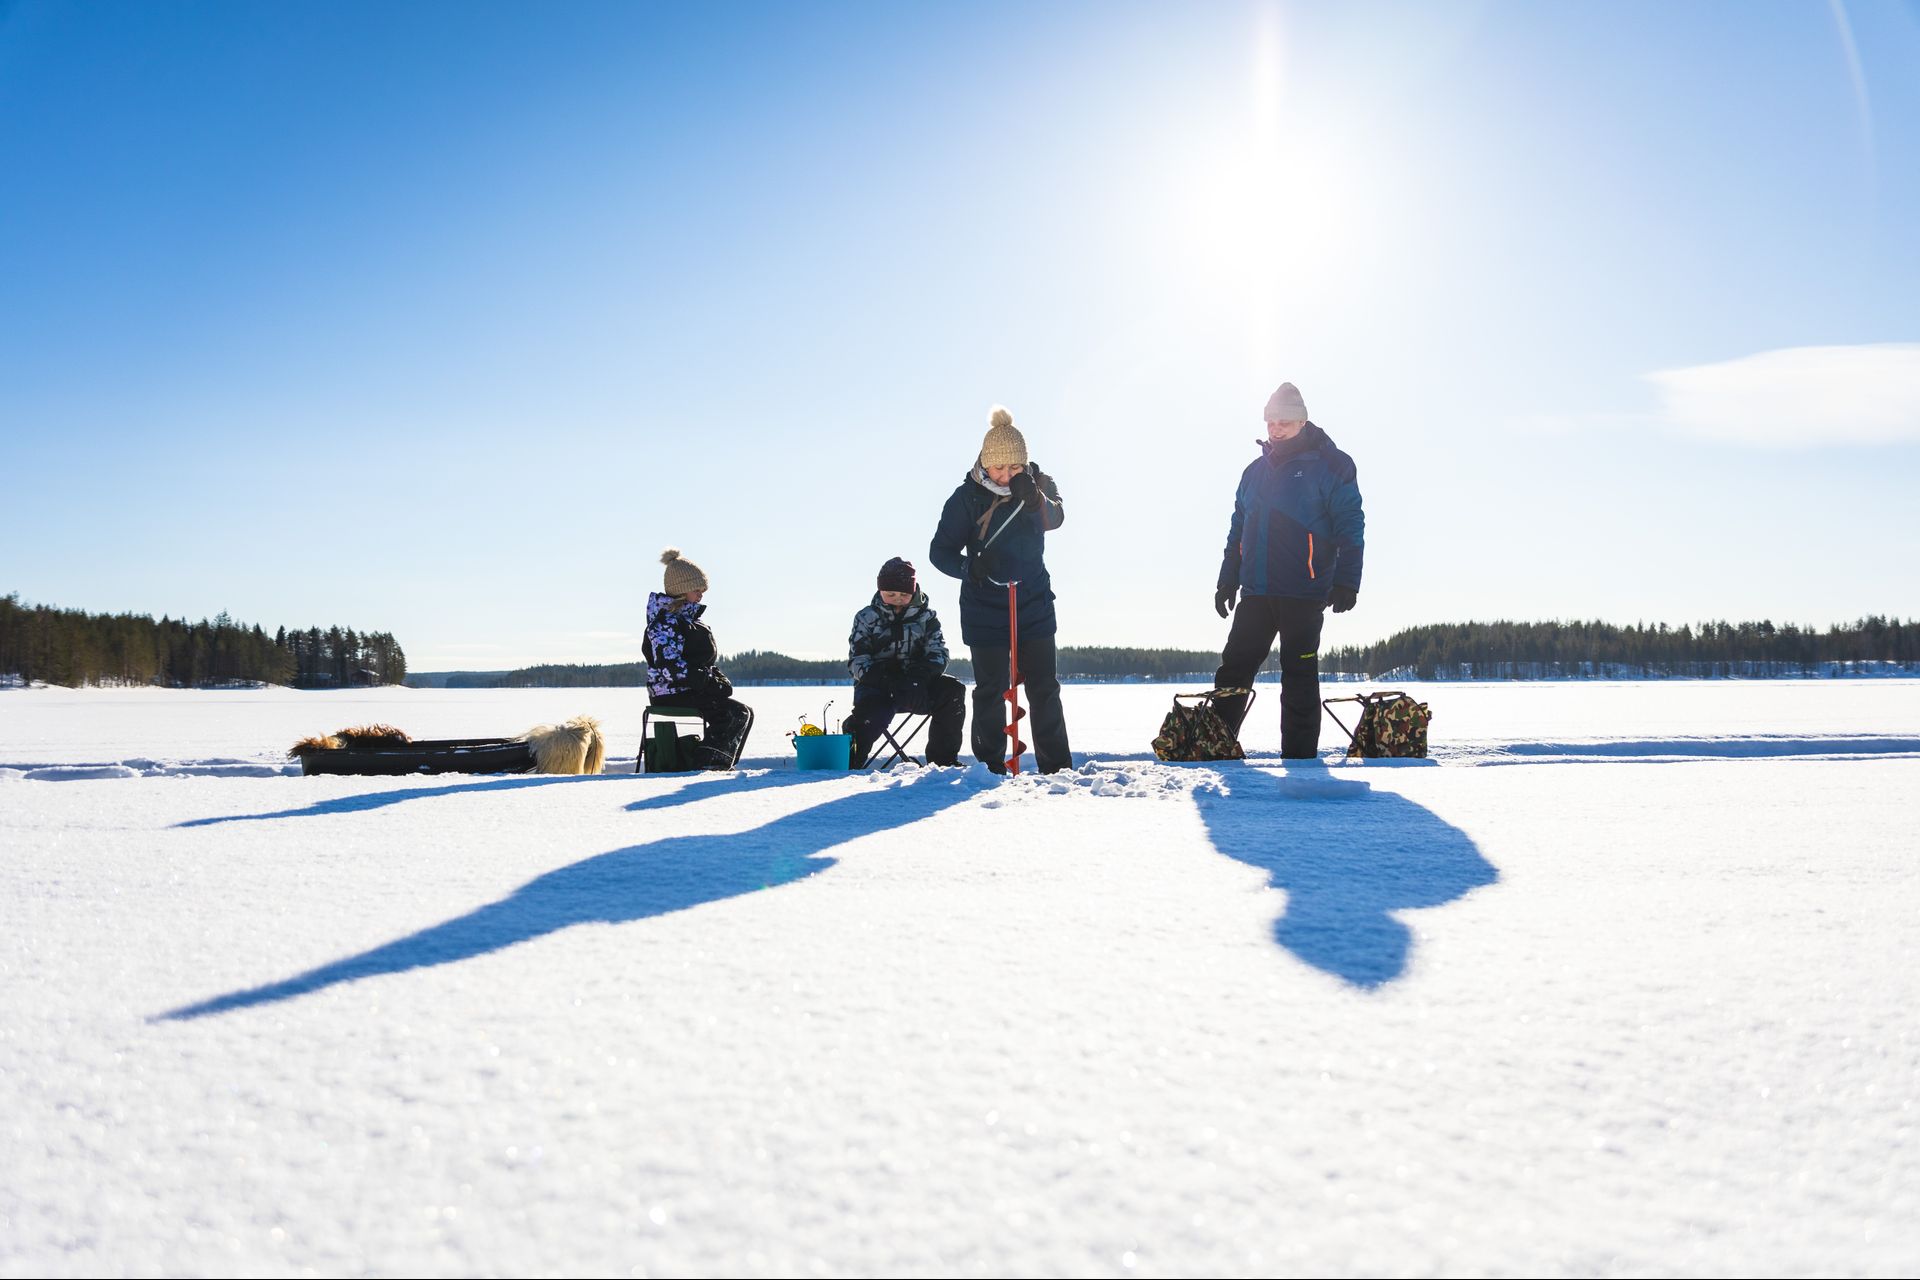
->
xmin=967 ymin=553 xmax=991 ymax=588
xmin=1215 ymin=585 xmax=1238 ymax=618
xmin=1008 ymin=469 xmax=1039 ymax=505
xmin=1327 ymin=585 xmax=1357 ymax=613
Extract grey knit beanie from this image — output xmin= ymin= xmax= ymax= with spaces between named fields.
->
xmin=1264 ymin=382 xmax=1309 ymax=423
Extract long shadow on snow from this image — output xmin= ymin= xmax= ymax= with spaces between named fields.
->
xmin=1194 ymin=763 xmax=1497 ymax=988
xmin=175 ymin=766 xmax=827 ymax=829
xmin=161 ymin=773 xmax=975 ymax=1020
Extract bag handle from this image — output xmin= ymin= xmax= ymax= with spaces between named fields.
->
xmin=1174 ymin=686 xmax=1252 ymax=706
xmin=1320 ymin=690 xmax=1423 ymax=752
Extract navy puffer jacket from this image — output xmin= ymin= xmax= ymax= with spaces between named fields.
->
xmin=1218 ymin=424 xmax=1365 ymax=601
xmin=929 ymin=463 xmax=1065 ymax=646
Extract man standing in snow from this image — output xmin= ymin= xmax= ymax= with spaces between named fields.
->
xmin=1212 ymin=382 xmax=1366 ymax=759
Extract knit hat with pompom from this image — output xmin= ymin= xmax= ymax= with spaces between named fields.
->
xmin=660 ymin=548 xmax=710 ymax=597
xmin=978 ymin=405 xmax=1028 ymax=470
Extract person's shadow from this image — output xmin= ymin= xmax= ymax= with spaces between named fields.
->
xmin=161 ymin=772 xmax=976 ymax=1020
xmin=1193 ymin=764 xmax=1496 ymax=987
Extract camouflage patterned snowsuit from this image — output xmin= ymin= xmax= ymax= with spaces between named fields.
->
xmin=845 ymin=590 xmax=964 ymax=766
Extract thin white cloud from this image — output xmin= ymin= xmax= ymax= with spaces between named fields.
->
xmin=1644 ymin=343 xmax=1920 ymax=447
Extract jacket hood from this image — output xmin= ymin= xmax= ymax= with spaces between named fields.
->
xmin=1258 ymin=421 xmax=1334 ymax=463
xmin=647 ymin=591 xmax=705 ymax=624
xmin=869 ymin=588 xmax=931 ymax=620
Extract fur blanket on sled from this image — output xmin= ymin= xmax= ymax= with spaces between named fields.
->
xmin=287 ymin=716 xmax=607 ymax=775
xmin=518 ymin=715 xmax=607 ymax=775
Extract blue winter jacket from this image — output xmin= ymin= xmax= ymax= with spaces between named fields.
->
xmin=929 ymin=464 xmax=1065 ymax=646
xmin=1217 ymin=424 xmax=1365 ymax=601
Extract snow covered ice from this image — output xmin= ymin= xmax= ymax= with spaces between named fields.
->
xmin=3 ymin=682 xmax=1918 ymax=1276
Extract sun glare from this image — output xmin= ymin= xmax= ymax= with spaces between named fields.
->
xmin=1147 ymin=9 xmax=1390 ymax=363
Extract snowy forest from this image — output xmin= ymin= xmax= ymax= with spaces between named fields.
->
xmin=0 ymin=594 xmax=407 ymax=688
xmin=1327 ymin=616 xmax=1920 ymax=679
xmin=9 ymin=595 xmax=1912 ymax=690
xmin=430 ymin=617 xmax=1920 ymax=687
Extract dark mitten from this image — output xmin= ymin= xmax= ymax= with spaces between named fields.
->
xmin=1327 ymin=585 xmax=1358 ymax=613
xmin=1215 ymin=585 xmax=1238 ymax=618
xmin=1008 ymin=469 xmax=1039 ymax=505
xmin=967 ymin=553 xmax=991 ymax=588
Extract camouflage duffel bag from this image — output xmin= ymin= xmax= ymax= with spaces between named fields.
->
xmin=1321 ymin=691 xmax=1431 ymax=758
xmin=1151 ymin=688 xmax=1251 ymax=762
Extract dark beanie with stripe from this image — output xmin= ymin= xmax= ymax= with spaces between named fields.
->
xmin=876 ymin=557 xmax=917 ymax=594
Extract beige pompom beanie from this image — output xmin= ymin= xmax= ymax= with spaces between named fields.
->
xmin=1264 ymin=382 xmax=1309 ymax=423
xmin=660 ymin=548 xmax=710 ymax=597
xmin=978 ymin=405 xmax=1028 ymax=469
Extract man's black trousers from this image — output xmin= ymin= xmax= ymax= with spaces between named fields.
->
xmin=967 ymin=632 xmax=1072 ymax=773
xmin=847 ymin=673 xmax=967 ymax=766
xmin=1213 ymin=595 xmax=1326 ymax=758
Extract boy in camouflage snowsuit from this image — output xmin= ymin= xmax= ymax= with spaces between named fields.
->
xmin=844 ymin=558 xmax=966 ymax=768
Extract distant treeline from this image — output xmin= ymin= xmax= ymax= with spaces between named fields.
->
xmin=472 ymin=650 xmax=862 ymax=688
xmin=1322 ymin=617 xmax=1920 ymax=680
xmin=459 ymin=648 xmax=1236 ymax=688
xmin=0 ymin=593 xmax=407 ymax=689
xmin=455 ymin=645 xmax=1314 ymax=687
xmin=427 ymin=617 xmax=1920 ymax=688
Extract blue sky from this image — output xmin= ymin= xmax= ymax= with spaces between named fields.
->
xmin=3 ymin=1 xmax=1917 ymax=669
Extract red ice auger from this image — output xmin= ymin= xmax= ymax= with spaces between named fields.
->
xmin=1004 ymin=580 xmax=1026 ymax=776
xmin=975 ymin=494 xmax=1030 ymax=776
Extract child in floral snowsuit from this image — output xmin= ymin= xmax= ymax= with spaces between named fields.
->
xmin=644 ymin=549 xmax=752 ymax=769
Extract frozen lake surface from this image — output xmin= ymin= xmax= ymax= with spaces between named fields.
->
xmin=3 ymin=681 xmax=1918 ymax=1276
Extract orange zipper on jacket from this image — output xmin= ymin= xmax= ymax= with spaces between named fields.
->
xmin=1307 ymin=533 xmax=1316 ymax=579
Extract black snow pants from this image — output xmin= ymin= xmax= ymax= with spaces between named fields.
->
xmin=657 ymin=692 xmax=754 ymax=768
xmin=846 ymin=674 xmax=967 ymax=766
xmin=1213 ymin=595 xmax=1326 ymax=759
xmin=968 ymin=632 xmax=1072 ymax=773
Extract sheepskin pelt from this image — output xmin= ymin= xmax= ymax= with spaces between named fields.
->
xmin=335 ymin=723 xmax=411 ymax=747
xmin=519 ymin=715 xmax=606 ymax=775
xmin=287 ymin=734 xmax=343 ymax=759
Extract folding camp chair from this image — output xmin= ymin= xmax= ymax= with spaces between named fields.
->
xmin=638 ymin=706 xmax=705 ymax=773
xmin=865 ymin=711 xmax=930 ymax=770
xmin=640 ymin=704 xmax=755 ymax=772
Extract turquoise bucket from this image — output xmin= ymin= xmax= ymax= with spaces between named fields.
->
xmin=793 ymin=733 xmax=852 ymax=771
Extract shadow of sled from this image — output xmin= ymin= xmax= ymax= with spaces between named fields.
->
xmin=162 ymin=774 xmax=976 ymax=1020
xmin=176 ymin=766 xmax=832 ymax=831
xmin=1194 ymin=764 xmax=1497 ymax=988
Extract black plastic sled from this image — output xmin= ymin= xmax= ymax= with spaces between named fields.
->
xmin=297 ymin=738 xmax=537 ymax=777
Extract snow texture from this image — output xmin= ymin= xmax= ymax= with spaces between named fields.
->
xmin=2 ymin=682 xmax=1918 ymax=1277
